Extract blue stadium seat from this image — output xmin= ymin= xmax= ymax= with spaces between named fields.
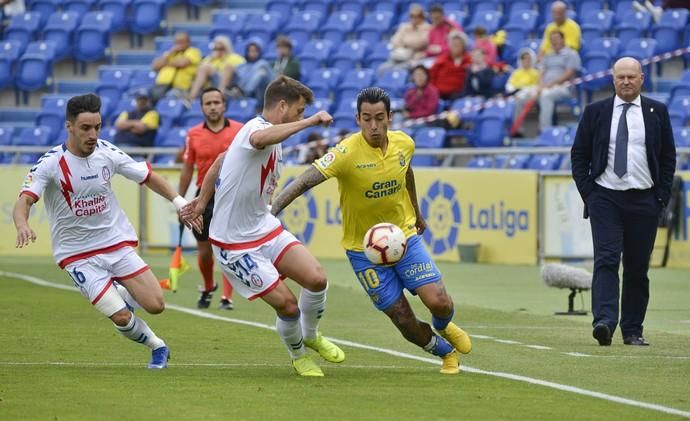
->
xmin=0 ymin=54 xmax=14 ymax=89
xmin=620 ymin=38 xmax=657 ymax=61
xmin=366 ymin=41 xmax=392 ymax=70
xmin=535 ymin=126 xmax=570 ymax=146
xmin=113 ymin=96 xmax=136 ymax=117
xmin=306 ymin=67 xmax=341 ymax=98
xmin=155 ymin=126 xmax=186 ymax=147
xmin=616 ymin=10 xmax=652 ymax=48
xmin=334 ymin=0 xmax=365 ymax=21
xmin=575 ymin=0 xmax=603 ymax=19
xmin=506 ymin=0 xmax=537 ymax=15
xmin=301 ymin=0 xmax=332 ymax=17
xmin=226 ymin=98 xmax=258 ymax=123
xmin=415 ymin=127 xmax=446 ymax=148
xmin=15 ymin=52 xmax=52 ymax=92
xmin=372 ymin=1 xmax=397 ymax=14
xmin=305 ymin=97 xmax=333 ymax=116
xmin=209 ymin=10 xmax=247 ymax=40
xmin=320 ymin=11 xmax=358 ymax=44
xmin=24 ymin=40 xmax=56 ymax=65
xmin=482 ymin=100 xmax=514 ymax=120
xmin=527 ymin=154 xmax=562 ymax=170
xmin=356 ymin=11 xmax=395 ymax=45
xmin=0 ymin=127 xmax=13 ymax=145
xmin=504 ymin=154 xmax=530 ymax=169
xmin=74 ymin=11 xmax=113 ymax=62
xmin=0 ymin=39 xmax=25 ymax=61
xmin=41 ymin=94 xmax=71 ymax=111
xmin=179 ymin=105 xmax=203 ymax=128
xmin=504 ymin=9 xmax=538 ymax=32
xmin=581 ymin=51 xmax=612 ymax=102
xmin=43 ymin=11 xmax=81 ymax=60
xmin=580 ymin=10 xmax=614 ymax=45
xmin=657 ymin=7 xmax=689 ymax=29
xmin=472 ymin=115 xmax=508 ymax=147
xmin=298 ymin=39 xmax=333 ymax=74
xmin=583 ymin=37 xmax=620 ymax=59
xmin=337 ymin=68 xmax=375 ymax=100
xmin=243 ymin=12 xmax=282 ymax=46
xmin=155 ymin=97 xmax=186 ymax=129
xmin=328 ymin=40 xmax=369 ymax=74
xmin=64 ymin=0 xmax=97 ymax=17
xmin=127 ymin=68 xmax=156 ymax=91
xmin=651 ymin=9 xmax=688 ymax=57
xmin=466 ymin=156 xmax=494 ymax=169
xmin=98 ymin=0 xmax=132 ymax=32
xmin=669 ymin=70 xmax=690 ymax=103
xmin=284 ymin=11 xmax=324 ymax=49
xmin=411 ymin=155 xmax=439 ymax=167
xmin=673 ymin=127 xmax=690 ymax=147
xmin=668 ymin=96 xmax=690 ymax=125
xmin=29 ymin=0 xmax=62 ymax=26
xmin=445 ymin=9 xmax=467 ymax=28
xmin=4 ymin=12 xmax=43 ymax=50
xmin=375 ymin=69 xmax=408 ymax=97
xmin=96 ymin=68 xmax=132 ymax=111
xmin=129 ymin=0 xmax=166 ymax=35
xmin=332 ymin=96 xmax=358 ymax=122
xmin=15 ymin=126 xmax=53 ymax=146
xmin=465 ymin=10 xmax=503 ymax=34
xmin=450 ymin=96 xmax=482 ymax=124
xmin=36 ymin=108 xmax=65 ymax=143
xmin=266 ymin=0 xmax=294 ymax=17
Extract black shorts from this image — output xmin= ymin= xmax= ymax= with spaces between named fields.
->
xmin=193 ymin=190 xmax=214 ymax=242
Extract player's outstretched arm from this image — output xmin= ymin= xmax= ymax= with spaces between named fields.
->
xmin=271 ymin=166 xmax=327 ymax=216
xmin=13 ymin=194 xmax=37 ymax=248
xmin=144 ymin=171 xmax=204 ymax=233
xmin=405 ymin=166 xmax=427 ymax=234
xmin=250 ymin=111 xmax=333 ymax=149
xmin=180 ymin=152 xmax=223 ymax=225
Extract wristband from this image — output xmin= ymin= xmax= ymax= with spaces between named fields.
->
xmin=172 ymin=195 xmax=188 ymax=211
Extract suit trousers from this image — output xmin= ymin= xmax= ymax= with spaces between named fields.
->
xmin=587 ymin=183 xmax=661 ymax=338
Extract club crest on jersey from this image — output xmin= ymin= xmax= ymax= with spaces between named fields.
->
xmin=334 ymin=144 xmax=347 ymax=154
xmin=22 ymin=173 xmax=33 ymax=188
xmin=250 ymin=273 xmax=263 ymax=288
xmin=318 ymin=152 xmax=336 ymax=169
xmin=398 ymin=151 xmax=405 ymax=167
xmin=101 ymin=166 xmax=111 ymax=182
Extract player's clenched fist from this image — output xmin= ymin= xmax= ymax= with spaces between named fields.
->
xmin=310 ymin=111 xmax=333 ymax=127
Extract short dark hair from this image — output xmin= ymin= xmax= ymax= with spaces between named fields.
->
xmin=356 ymin=87 xmax=390 ymax=114
xmin=429 ymin=4 xmax=444 ymax=14
xmin=550 ymin=30 xmax=565 ymax=40
xmin=200 ymin=87 xmax=225 ymax=104
xmin=264 ymin=75 xmax=314 ymax=109
xmin=410 ymin=64 xmax=430 ymax=79
xmin=66 ymin=93 xmax=101 ymax=122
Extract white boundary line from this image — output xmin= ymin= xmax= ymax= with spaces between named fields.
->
xmin=3 ymin=270 xmax=689 ymax=419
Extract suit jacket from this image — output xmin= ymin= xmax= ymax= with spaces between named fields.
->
xmin=571 ymin=95 xmax=676 ymax=217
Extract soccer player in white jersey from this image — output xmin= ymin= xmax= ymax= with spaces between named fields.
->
xmin=180 ymin=76 xmax=345 ymax=376
xmin=13 ymin=94 xmax=202 ymax=369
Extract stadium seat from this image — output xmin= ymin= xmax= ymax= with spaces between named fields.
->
xmin=243 ymin=12 xmax=282 ymax=46
xmin=535 ymin=126 xmax=569 ymax=146
xmin=673 ymin=127 xmax=690 ymax=147
xmin=36 ymin=108 xmax=65 ymax=143
xmin=669 ymin=70 xmax=690 ymax=102
xmin=450 ymin=96 xmax=482 ymax=124
xmin=15 ymin=52 xmax=52 ymax=92
xmin=328 ymin=40 xmax=369 ymax=74
xmin=337 ymin=68 xmax=375 ymax=100
xmin=155 ymin=126 xmax=186 ymax=147
xmin=411 ymin=155 xmax=439 ymax=167
xmin=581 ymin=52 xmax=613 ymax=103
xmin=0 ymin=54 xmax=14 ymax=90
xmin=466 ymin=156 xmax=494 ymax=169
xmin=15 ymin=126 xmax=53 ymax=146
xmin=320 ymin=11 xmax=358 ymax=44
xmin=504 ymin=154 xmax=530 ymax=169
xmin=616 ymin=10 xmax=652 ymax=48
xmin=375 ymin=69 xmax=408 ymax=97
xmin=155 ymin=97 xmax=186 ymax=129
xmin=334 ymin=0 xmax=365 ymax=20
xmin=445 ymin=9 xmax=467 ymax=28
xmin=305 ymin=97 xmax=333 ymax=117
xmin=179 ymin=104 xmax=203 ymax=128
xmin=74 ymin=11 xmax=114 ymax=62
xmin=366 ymin=42 xmax=392 ymax=70
xmin=284 ymin=11 xmax=324 ymax=49
xmin=575 ymin=0 xmax=603 ymax=19
xmin=129 ymin=0 xmax=166 ymax=35
xmin=0 ymin=39 xmax=25 ymax=62
xmin=527 ymin=154 xmax=562 ymax=171
xmin=580 ymin=10 xmax=614 ymax=45
xmin=209 ymin=10 xmax=247 ymax=40
xmin=64 ymin=0 xmax=97 ymax=17
xmin=482 ymin=100 xmax=514 ymax=121
xmin=620 ymin=37 xmax=657 ymax=60
xmin=506 ymin=0 xmax=537 ymax=15
xmin=226 ymin=98 xmax=258 ymax=123
xmin=0 ymin=127 xmax=13 ymax=145
xmin=29 ymin=0 xmax=62 ymax=26
xmin=356 ymin=11 xmax=395 ymax=45
xmin=465 ymin=10 xmax=502 ymax=34
xmin=98 ymin=0 xmax=132 ymax=32
xmin=583 ymin=37 xmax=620 ymax=59
xmin=306 ymin=67 xmax=341 ymax=98
xmin=504 ymin=9 xmax=538 ymax=32
xmin=668 ymin=96 xmax=690 ymax=125
xmin=42 ymin=12 xmax=81 ymax=60
xmin=4 ymin=12 xmax=43 ymax=50
xmin=332 ymin=96 xmax=358 ymax=122
xmin=301 ymin=0 xmax=332 ymax=17
xmin=472 ymin=115 xmax=508 ymax=147
xmin=266 ymin=0 xmax=294 ymax=16
xmin=415 ymin=127 xmax=446 ymax=148
xmin=24 ymin=41 xmax=56 ymax=65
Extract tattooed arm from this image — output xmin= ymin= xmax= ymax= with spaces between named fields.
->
xmin=405 ymin=165 xmax=427 ymax=234
xmin=271 ymin=166 xmax=327 ymax=216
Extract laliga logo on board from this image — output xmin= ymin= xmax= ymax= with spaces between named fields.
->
xmin=420 ymin=180 xmax=461 ymax=254
xmin=278 ymin=177 xmax=318 ymax=244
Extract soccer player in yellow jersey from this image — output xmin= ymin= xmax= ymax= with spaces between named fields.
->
xmin=271 ymin=87 xmax=471 ymax=374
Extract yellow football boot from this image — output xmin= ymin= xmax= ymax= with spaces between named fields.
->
xmin=439 ymin=350 xmax=460 ymax=375
xmin=304 ymin=332 xmax=346 ymax=363
xmin=439 ymin=322 xmax=472 ymax=354
xmin=292 ymin=355 xmax=324 ymax=377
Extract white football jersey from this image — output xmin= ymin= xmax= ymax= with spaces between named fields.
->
xmin=19 ymin=140 xmax=151 ymax=268
xmin=209 ymin=116 xmax=283 ymax=249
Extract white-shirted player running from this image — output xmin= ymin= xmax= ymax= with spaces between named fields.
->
xmin=180 ymin=76 xmax=345 ymax=376
xmin=13 ymin=93 xmax=203 ymax=369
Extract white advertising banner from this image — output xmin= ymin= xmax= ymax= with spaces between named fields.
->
xmin=541 ymin=175 xmax=593 ymax=258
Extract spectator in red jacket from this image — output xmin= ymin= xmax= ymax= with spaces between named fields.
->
xmin=404 ymin=65 xmax=440 ymax=119
xmin=426 ymin=4 xmax=462 ymax=58
xmin=429 ymin=31 xmax=471 ymax=100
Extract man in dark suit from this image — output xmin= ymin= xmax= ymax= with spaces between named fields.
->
xmin=571 ymin=57 xmax=676 ymax=347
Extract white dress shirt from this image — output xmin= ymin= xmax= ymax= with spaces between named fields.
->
xmin=596 ymin=95 xmax=653 ymax=190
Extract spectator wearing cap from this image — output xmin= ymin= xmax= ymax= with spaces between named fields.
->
xmin=151 ymin=32 xmax=202 ymax=103
xmin=222 ymin=39 xmax=275 ymax=107
xmin=113 ymin=90 xmax=160 ymax=148
xmin=426 ymin=4 xmax=461 ymax=58
xmin=188 ymin=36 xmax=246 ymax=100
xmin=272 ymin=36 xmax=301 ymax=81
xmin=429 ymin=30 xmax=471 ymax=100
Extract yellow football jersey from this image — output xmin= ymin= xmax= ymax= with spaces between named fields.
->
xmin=313 ymin=130 xmax=418 ymax=251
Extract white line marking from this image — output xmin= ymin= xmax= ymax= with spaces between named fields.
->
xmin=563 ymin=352 xmax=593 ymax=357
xmin=469 ymin=334 xmax=495 ymax=339
xmin=680 ymin=321 xmax=690 ymax=324
xmin=0 ymin=361 xmax=426 ymax=370
xmin=494 ymin=339 xmax=523 ymax=345
xmin=3 ymin=270 xmax=689 ymax=419
xmin=524 ymin=345 xmax=553 ymax=350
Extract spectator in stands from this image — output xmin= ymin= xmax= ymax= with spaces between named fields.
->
xmin=404 ymin=65 xmax=440 ymax=119
xmin=472 ymin=26 xmax=498 ymax=66
xmin=426 ymin=4 xmax=461 ymax=58
xmin=505 ymin=48 xmax=539 ymax=136
xmin=272 ymin=36 xmax=301 ymax=81
xmin=113 ymin=89 xmax=160 ymax=148
xmin=222 ymin=39 xmax=275 ymax=107
xmin=633 ymin=0 xmax=690 ymax=23
xmin=539 ymin=1 xmax=581 ymax=57
xmin=430 ymin=31 xmax=471 ymax=100
xmin=383 ymin=4 xmax=431 ymax=69
xmin=463 ymin=49 xmax=495 ymax=98
xmin=188 ymin=36 xmax=246 ymax=101
xmin=1 ymin=0 xmax=24 ymax=17
xmin=151 ymin=32 xmax=202 ymax=103
xmin=538 ymin=31 xmax=581 ymax=131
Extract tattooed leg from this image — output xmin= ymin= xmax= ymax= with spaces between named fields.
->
xmin=383 ymin=294 xmax=433 ymax=347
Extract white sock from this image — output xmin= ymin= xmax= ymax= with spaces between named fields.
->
xmin=276 ymin=313 xmax=305 ymax=359
xmin=115 ymin=314 xmax=165 ymax=350
xmin=298 ymin=286 xmax=327 ymax=341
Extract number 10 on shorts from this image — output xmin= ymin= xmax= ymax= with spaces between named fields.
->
xmin=357 ymin=269 xmax=380 ymax=291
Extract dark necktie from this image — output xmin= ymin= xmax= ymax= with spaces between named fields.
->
xmin=613 ymin=102 xmax=633 ymax=178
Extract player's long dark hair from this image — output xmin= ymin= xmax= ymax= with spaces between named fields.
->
xmin=66 ymin=94 xmax=101 ymax=122
xmin=357 ymin=87 xmax=390 ymax=114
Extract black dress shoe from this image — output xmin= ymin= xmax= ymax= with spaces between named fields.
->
xmin=623 ymin=336 xmax=650 ymax=346
xmin=593 ymin=324 xmax=612 ymax=346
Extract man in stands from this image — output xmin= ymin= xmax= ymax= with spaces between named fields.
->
xmin=113 ymin=88 xmax=159 ymax=148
